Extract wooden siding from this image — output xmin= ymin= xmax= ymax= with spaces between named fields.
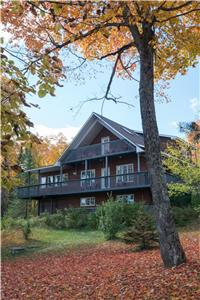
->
xmin=91 ymin=127 xmax=118 ymax=144
xmin=38 ymin=188 xmax=152 ymax=213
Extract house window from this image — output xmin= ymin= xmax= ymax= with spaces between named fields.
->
xmin=40 ymin=176 xmax=46 ymax=188
xmin=116 ymin=164 xmax=134 ymax=183
xmin=101 ymin=167 xmax=110 ymax=189
xmin=47 ymin=176 xmax=54 ymax=186
xmin=54 ymin=175 xmax=61 ymax=186
xmin=116 ymin=194 xmax=134 ymax=204
xmin=101 ymin=136 xmax=110 ymax=155
xmin=80 ymin=169 xmax=95 ymax=187
xmin=80 ymin=197 xmax=96 ymax=207
xmin=62 ymin=173 xmax=69 ymax=185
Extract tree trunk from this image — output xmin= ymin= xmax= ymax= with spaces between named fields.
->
xmin=138 ymin=36 xmax=186 ymax=267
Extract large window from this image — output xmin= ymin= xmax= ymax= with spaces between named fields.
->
xmin=116 ymin=164 xmax=134 ymax=183
xmin=62 ymin=173 xmax=69 ymax=185
xmin=54 ymin=175 xmax=60 ymax=186
xmin=101 ymin=167 xmax=110 ymax=188
xmin=80 ymin=197 xmax=96 ymax=207
xmin=101 ymin=136 xmax=110 ymax=155
xmin=47 ymin=175 xmax=54 ymax=186
xmin=116 ymin=194 xmax=134 ymax=204
xmin=80 ymin=169 xmax=95 ymax=187
xmin=40 ymin=173 xmax=68 ymax=187
xmin=40 ymin=176 xmax=46 ymax=188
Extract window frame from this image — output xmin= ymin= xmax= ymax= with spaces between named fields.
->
xmin=80 ymin=197 xmax=96 ymax=207
xmin=80 ymin=169 xmax=96 ymax=187
xmin=116 ymin=194 xmax=135 ymax=204
xmin=116 ymin=163 xmax=134 ymax=183
xmin=101 ymin=136 xmax=110 ymax=155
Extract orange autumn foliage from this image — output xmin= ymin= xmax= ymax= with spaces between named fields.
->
xmin=1 ymin=1 xmax=200 ymax=83
xmin=31 ymin=133 xmax=69 ymax=167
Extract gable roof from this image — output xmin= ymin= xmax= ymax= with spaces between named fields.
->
xmin=94 ymin=113 xmax=145 ymax=148
xmin=58 ymin=112 xmax=181 ymax=163
xmin=26 ymin=112 xmax=179 ymax=172
xmin=57 ymin=112 xmax=145 ymax=163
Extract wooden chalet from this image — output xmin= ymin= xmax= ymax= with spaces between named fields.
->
xmin=17 ymin=113 xmax=177 ymax=214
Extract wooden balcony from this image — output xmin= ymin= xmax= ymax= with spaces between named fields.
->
xmin=17 ymin=172 xmax=178 ymax=199
xmin=64 ymin=139 xmax=135 ymax=163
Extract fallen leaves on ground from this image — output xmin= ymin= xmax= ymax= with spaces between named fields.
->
xmin=2 ymin=234 xmax=200 ymax=300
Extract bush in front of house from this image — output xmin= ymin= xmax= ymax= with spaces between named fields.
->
xmin=86 ymin=212 xmax=98 ymax=230
xmin=42 ymin=210 xmax=67 ymax=229
xmin=65 ymin=208 xmax=89 ymax=229
xmin=121 ymin=202 xmax=146 ymax=227
xmin=23 ymin=220 xmax=31 ymax=240
xmin=96 ymin=197 xmax=125 ymax=240
xmin=123 ymin=209 xmax=159 ymax=251
xmin=172 ymin=206 xmax=199 ymax=227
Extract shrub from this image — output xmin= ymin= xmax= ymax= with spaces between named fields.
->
xmin=123 ymin=210 xmax=158 ymax=250
xmin=172 ymin=206 xmax=199 ymax=227
xmin=39 ymin=210 xmax=67 ymax=229
xmin=121 ymin=202 xmax=145 ymax=227
xmin=23 ymin=220 xmax=31 ymax=240
xmin=1 ymin=216 xmax=27 ymax=230
xmin=97 ymin=197 xmax=124 ymax=240
xmin=65 ymin=208 xmax=88 ymax=229
xmin=86 ymin=212 xmax=98 ymax=230
xmin=191 ymin=192 xmax=200 ymax=215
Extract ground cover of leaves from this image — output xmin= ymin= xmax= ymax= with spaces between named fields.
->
xmin=2 ymin=232 xmax=200 ymax=300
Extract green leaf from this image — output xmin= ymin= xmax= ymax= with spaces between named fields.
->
xmin=38 ymin=89 xmax=47 ymax=98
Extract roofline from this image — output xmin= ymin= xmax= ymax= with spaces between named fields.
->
xmin=134 ymin=130 xmax=178 ymax=140
xmin=23 ymin=165 xmax=60 ymax=173
xmin=56 ymin=113 xmax=96 ymax=163
xmin=57 ymin=112 xmax=144 ymax=163
xmin=93 ymin=113 xmax=143 ymax=151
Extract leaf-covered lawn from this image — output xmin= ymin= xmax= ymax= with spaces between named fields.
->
xmin=1 ymin=228 xmax=105 ymax=259
xmin=2 ymin=231 xmax=200 ymax=300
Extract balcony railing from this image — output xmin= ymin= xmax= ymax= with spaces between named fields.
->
xmin=17 ymin=172 xmax=150 ymax=199
xmin=64 ymin=139 xmax=135 ymax=163
xmin=17 ymin=172 xmax=179 ymax=199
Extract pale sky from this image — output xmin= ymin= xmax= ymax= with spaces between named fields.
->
xmin=26 ymin=62 xmax=199 ymax=142
xmin=1 ymin=15 xmax=199 ymax=143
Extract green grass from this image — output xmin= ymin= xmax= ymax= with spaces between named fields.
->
xmin=1 ymin=227 xmax=105 ymax=260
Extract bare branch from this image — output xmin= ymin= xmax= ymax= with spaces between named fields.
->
xmin=104 ymin=53 xmax=120 ymax=100
xmin=157 ymin=7 xmax=200 ymax=23
xmin=159 ymin=1 xmax=193 ymax=12
xmin=98 ymin=42 xmax=135 ymax=60
xmin=119 ymin=56 xmax=139 ymax=82
xmin=70 ymin=53 xmax=134 ymax=117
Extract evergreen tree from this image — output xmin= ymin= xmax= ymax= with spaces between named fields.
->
xmin=123 ymin=210 xmax=159 ymax=251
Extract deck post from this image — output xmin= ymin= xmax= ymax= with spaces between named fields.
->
xmin=105 ymin=156 xmax=108 ymax=188
xmin=137 ymin=150 xmax=141 ymax=173
xmin=85 ymin=159 xmax=88 ymax=171
xmin=60 ymin=164 xmax=63 ymax=186
xmin=84 ymin=159 xmax=88 ymax=188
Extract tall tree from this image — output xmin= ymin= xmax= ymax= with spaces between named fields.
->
xmin=31 ymin=133 xmax=69 ymax=167
xmin=1 ymin=51 xmax=40 ymax=214
xmin=2 ymin=1 xmax=200 ymax=266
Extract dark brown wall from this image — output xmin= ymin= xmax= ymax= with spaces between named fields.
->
xmin=39 ymin=188 xmax=152 ymax=213
xmin=91 ymin=127 xmax=118 ymax=144
xmin=39 ymin=153 xmax=148 ymax=182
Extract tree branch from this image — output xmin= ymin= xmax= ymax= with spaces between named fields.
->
xmin=159 ymin=1 xmax=193 ymax=12
xmin=157 ymin=7 xmax=200 ymax=23
xmin=98 ymin=42 xmax=135 ymax=60
xmin=119 ymin=56 xmax=139 ymax=82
